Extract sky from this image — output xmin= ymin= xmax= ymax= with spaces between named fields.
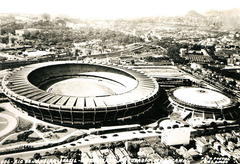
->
xmin=1 ymin=0 xmax=240 ymax=19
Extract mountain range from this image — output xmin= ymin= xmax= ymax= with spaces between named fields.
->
xmin=184 ymin=8 xmax=240 ymax=30
xmin=1 ymin=8 xmax=240 ymax=31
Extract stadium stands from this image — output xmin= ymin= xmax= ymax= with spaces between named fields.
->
xmin=2 ymin=61 xmax=160 ymax=127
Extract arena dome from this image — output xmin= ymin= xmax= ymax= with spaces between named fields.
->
xmin=173 ymin=87 xmax=231 ymax=108
xmin=168 ymin=87 xmax=239 ymax=120
xmin=2 ymin=61 xmax=161 ymax=127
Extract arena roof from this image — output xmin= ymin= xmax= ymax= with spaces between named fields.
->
xmin=169 ymin=87 xmax=239 ymax=111
xmin=173 ymin=87 xmax=231 ymax=108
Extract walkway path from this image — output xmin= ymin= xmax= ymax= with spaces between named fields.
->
xmin=0 ymin=113 xmax=18 ymax=138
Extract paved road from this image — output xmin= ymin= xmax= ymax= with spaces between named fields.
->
xmin=0 ymin=103 xmax=87 ymax=151
xmin=0 ymin=102 xmax=164 ymax=161
xmin=0 ymin=129 xmax=162 ymax=161
xmin=0 ymin=113 xmax=18 ymax=138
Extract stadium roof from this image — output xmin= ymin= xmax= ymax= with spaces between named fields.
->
xmin=173 ymin=87 xmax=231 ymax=108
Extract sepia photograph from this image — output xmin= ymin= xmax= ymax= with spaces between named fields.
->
xmin=0 ymin=0 xmax=240 ymax=163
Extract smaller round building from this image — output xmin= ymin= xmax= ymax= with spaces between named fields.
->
xmin=168 ymin=87 xmax=239 ymax=121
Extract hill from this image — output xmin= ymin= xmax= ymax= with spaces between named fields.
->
xmin=185 ymin=10 xmax=205 ymax=18
xmin=205 ymin=8 xmax=240 ymax=30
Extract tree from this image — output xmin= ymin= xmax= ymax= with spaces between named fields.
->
xmin=72 ymin=153 xmax=81 ymax=161
xmin=33 ymin=153 xmax=41 ymax=160
xmin=192 ymin=44 xmax=202 ymax=50
xmin=210 ymin=122 xmax=217 ymax=127
xmin=17 ymin=130 xmax=34 ymax=141
xmin=229 ymin=80 xmax=237 ymax=87
xmin=131 ymin=60 xmax=135 ymax=65
xmin=62 ymin=149 xmax=70 ymax=156
xmin=44 ymin=151 xmax=51 ymax=156
xmin=53 ymin=150 xmax=63 ymax=159
xmin=167 ymin=44 xmax=185 ymax=64
xmin=116 ymin=141 xmax=124 ymax=147
xmin=75 ymin=149 xmax=82 ymax=156
xmin=109 ymin=142 xmax=116 ymax=154
xmin=127 ymin=143 xmax=140 ymax=158
xmin=172 ymin=124 xmax=179 ymax=129
xmin=75 ymin=49 xmax=80 ymax=56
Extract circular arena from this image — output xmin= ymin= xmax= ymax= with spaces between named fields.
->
xmin=168 ymin=87 xmax=239 ymax=121
xmin=2 ymin=61 xmax=160 ymax=127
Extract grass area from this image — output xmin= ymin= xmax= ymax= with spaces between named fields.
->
xmin=36 ymin=122 xmax=79 ymax=141
xmin=63 ymin=131 xmax=87 ymax=143
xmin=1 ymin=131 xmax=43 ymax=148
xmin=15 ymin=117 xmax=33 ymax=133
xmin=43 ymin=127 xmax=78 ymax=141
xmin=36 ymin=123 xmax=60 ymax=132
xmin=50 ymin=78 xmax=115 ymax=97
xmin=28 ymin=132 xmax=40 ymax=138
xmin=56 ymin=128 xmax=76 ymax=139
xmin=0 ymin=116 xmax=33 ymax=142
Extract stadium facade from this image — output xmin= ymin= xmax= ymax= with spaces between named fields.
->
xmin=168 ymin=87 xmax=239 ymax=121
xmin=2 ymin=61 xmax=161 ymax=127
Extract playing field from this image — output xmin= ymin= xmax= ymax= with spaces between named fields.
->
xmin=47 ymin=77 xmax=125 ymax=97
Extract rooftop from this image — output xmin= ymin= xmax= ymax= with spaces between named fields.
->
xmin=173 ymin=87 xmax=231 ymax=108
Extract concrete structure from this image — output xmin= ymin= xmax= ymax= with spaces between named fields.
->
xmin=22 ymin=50 xmax=53 ymax=59
xmin=15 ymin=28 xmax=40 ymax=37
xmin=195 ymin=139 xmax=210 ymax=154
xmin=190 ymin=63 xmax=203 ymax=71
xmin=2 ymin=61 xmax=160 ymax=128
xmin=161 ymin=128 xmax=191 ymax=145
xmin=129 ymin=66 xmax=191 ymax=88
xmin=15 ymin=29 xmax=29 ymax=37
xmin=168 ymin=87 xmax=239 ymax=121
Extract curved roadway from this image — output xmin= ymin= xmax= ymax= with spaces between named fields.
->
xmin=0 ymin=113 xmax=18 ymax=138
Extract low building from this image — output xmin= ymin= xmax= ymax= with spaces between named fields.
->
xmin=232 ymin=149 xmax=240 ymax=162
xmin=232 ymin=130 xmax=240 ymax=137
xmin=15 ymin=29 xmax=29 ymax=36
xmin=227 ymin=57 xmax=237 ymax=66
xmin=22 ymin=50 xmax=54 ymax=59
xmin=207 ymin=148 xmax=220 ymax=156
xmin=216 ymin=133 xmax=227 ymax=145
xmin=176 ymin=146 xmax=191 ymax=159
xmin=221 ymin=148 xmax=231 ymax=157
xmin=0 ymin=43 xmax=7 ymax=50
xmin=236 ymin=141 xmax=240 ymax=148
xmin=224 ymin=132 xmax=238 ymax=142
xmin=227 ymin=141 xmax=235 ymax=152
xmin=195 ymin=140 xmax=210 ymax=154
xmin=139 ymin=146 xmax=155 ymax=157
xmin=15 ymin=28 xmax=41 ymax=37
xmin=187 ymin=148 xmax=199 ymax=158
xmin=190 ymin=63 xmax=203 ymax=71
xmin=201 ymin=136 xmax=216 ymax=146
xmin=213 ymin=141 xmax=223 ymax=152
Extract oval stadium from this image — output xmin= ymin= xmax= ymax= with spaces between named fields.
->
xmin=168 ymin=87 xmax=239 ymax=121
xmin=2 ymin=61 xmax=160 ymax=128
